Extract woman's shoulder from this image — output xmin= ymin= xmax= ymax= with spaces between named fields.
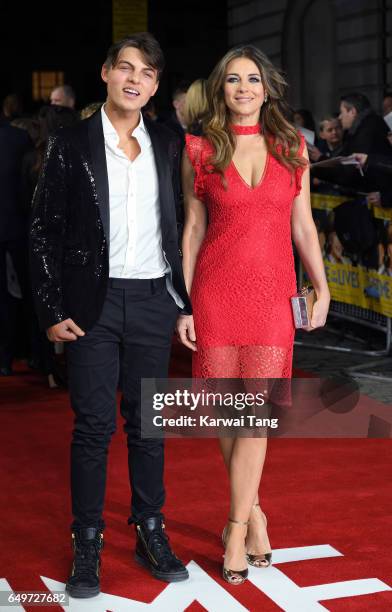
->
xmin=185 ymin=133 xmax=213 ymax=164
xmin=185 ymin=132 xmax=210 ymax=149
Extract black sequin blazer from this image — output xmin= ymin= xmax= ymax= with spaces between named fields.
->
xmin=30 ymin=110 xmax=192 ymax=331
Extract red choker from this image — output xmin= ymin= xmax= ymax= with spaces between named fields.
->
xmin=230 ymin=123 xmax=261 ymax=135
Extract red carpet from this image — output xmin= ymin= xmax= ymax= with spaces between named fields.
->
xmin=1 ymin=344 xmax=392 ymax=611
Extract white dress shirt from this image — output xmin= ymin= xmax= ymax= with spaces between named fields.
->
xmin=101 ymin=105 xmax=184 ymax=307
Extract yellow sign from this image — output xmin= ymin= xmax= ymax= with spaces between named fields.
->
xmin=311 ymin=193 xmax=392 ymax=317
xmin=372 ymin=205 xmax=392 ymax=222
xmin=112 ymin=0 xmax=148 ymax=42
xmin=324 ymin=260 xmax=392 ymax=318
xmin=311 ymin=193 xmax=350 ymax=211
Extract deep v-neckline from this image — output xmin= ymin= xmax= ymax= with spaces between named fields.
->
xmin=230 ymin=152 xmax=270 ymax=190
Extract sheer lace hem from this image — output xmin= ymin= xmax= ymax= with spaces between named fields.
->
xmin=193 ymin=345 xmax=292 ymax=408
xmin=193 ymin=344 xmax=292 ymax=378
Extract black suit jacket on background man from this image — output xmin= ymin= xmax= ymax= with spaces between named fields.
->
xmin=30 ymin=110 xmax=192 ymax=331
xmin=340 ymin=111 xmax=391 ymax=158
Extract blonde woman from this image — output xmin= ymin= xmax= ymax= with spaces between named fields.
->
xmin=183 ymin=78 xmax=208 ymax=135
xmin=177 ymin=45 xmax=330 ymax=585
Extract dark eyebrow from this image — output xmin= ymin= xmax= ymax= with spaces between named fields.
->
xmin=226 ymin=72 xmax=261 ymax=77
xmin=117 ymin=60 xmax=133 ymax=67
xmin=117 ymin=60 xmax=156 ymax=72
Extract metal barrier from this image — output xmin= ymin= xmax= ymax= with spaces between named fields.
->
xmin=295 ymin=187 xmax=392 ymax=359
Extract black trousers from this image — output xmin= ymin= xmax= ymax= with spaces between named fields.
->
xmin=66 ymin=277 xmax=178 ymax=530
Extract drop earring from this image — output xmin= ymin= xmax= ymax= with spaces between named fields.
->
xmin=264 ymin=94 xmax=268 ymax=103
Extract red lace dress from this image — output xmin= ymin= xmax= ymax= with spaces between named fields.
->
xmin=185 ymin=133 xmax=306 ymax=379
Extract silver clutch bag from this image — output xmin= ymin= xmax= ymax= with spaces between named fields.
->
xmin=291 ymin=287 xmax=315 ymax=328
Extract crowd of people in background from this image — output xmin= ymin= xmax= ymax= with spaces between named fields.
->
xmin=1 ymin=77 xmax=392 ymax=383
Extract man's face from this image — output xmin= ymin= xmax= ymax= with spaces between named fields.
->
xmin=50 ymin=87 xmax=71 ymax=107
xmin=383 ymin=96 xmax=392 ymax=117
xmin=320 ymin=119 xmax=343 ymax=147
xmin=101 ymin=46 xmax=159 ymax=114
xmin=339 ymin=102 xmax=356 ymax=130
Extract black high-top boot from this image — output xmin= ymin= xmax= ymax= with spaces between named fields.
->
xmin=135 ymin=517 xmax=189 ymax=582
xmin=65 ymin=527 xmax=104 ymax=598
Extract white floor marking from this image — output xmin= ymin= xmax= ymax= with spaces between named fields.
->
xmin=247 ymin=544 xmax=391 ymax=611
xmin=41 ymin=561 xmax=248 ymax=611
xmin=2 ymin=544 xmax=391 ymax=611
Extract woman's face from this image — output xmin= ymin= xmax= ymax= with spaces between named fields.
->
xmin=223 ymin=57 xmax=265 ymax=121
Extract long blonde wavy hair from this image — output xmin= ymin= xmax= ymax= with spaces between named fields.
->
xmin=203 ymin=45 xmax=307 ymax=176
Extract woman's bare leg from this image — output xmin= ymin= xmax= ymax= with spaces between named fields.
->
xmin=236 ymin=346 xmax=288 ymax=563
xmin=218 ymin=437 xmax=235 ymax=469
xmin=223 ymin=437 xmax=267 ymax=572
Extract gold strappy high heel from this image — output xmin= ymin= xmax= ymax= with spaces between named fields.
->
xmin=222 ymin=518 xmax=249 ymax=586
xmin=246 ymin=503 xmax=272 ymax=568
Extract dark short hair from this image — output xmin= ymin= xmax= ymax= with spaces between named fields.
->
xmin=340 ymin=93 xmax=371 ymax=113
xmin=104 ymin=32 xmax=165 ymax=80
xmin=61 ymin=84 xmax=75 ymax=101
xmin=319 ymin=114 xmax=341 ymax=131
xmin=384 ymin=92 xmax=392 ymax=100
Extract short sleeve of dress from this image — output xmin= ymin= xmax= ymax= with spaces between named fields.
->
xmin=294 ymin=133 xmax=307 ymax=198
xmin=185 ymin=134 xmax=206 ymax=200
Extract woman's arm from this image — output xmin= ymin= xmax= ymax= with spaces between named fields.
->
xmin=176 ymin=149 xmax=208 ymax=350
xmin=181 ymin=150 xmax=208 ymax=292
xmin=291 ymin=146 xmax=330 ymax=330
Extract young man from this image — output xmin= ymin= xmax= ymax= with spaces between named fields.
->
xmin=30 ymin=33 xmax=192 ymax=597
